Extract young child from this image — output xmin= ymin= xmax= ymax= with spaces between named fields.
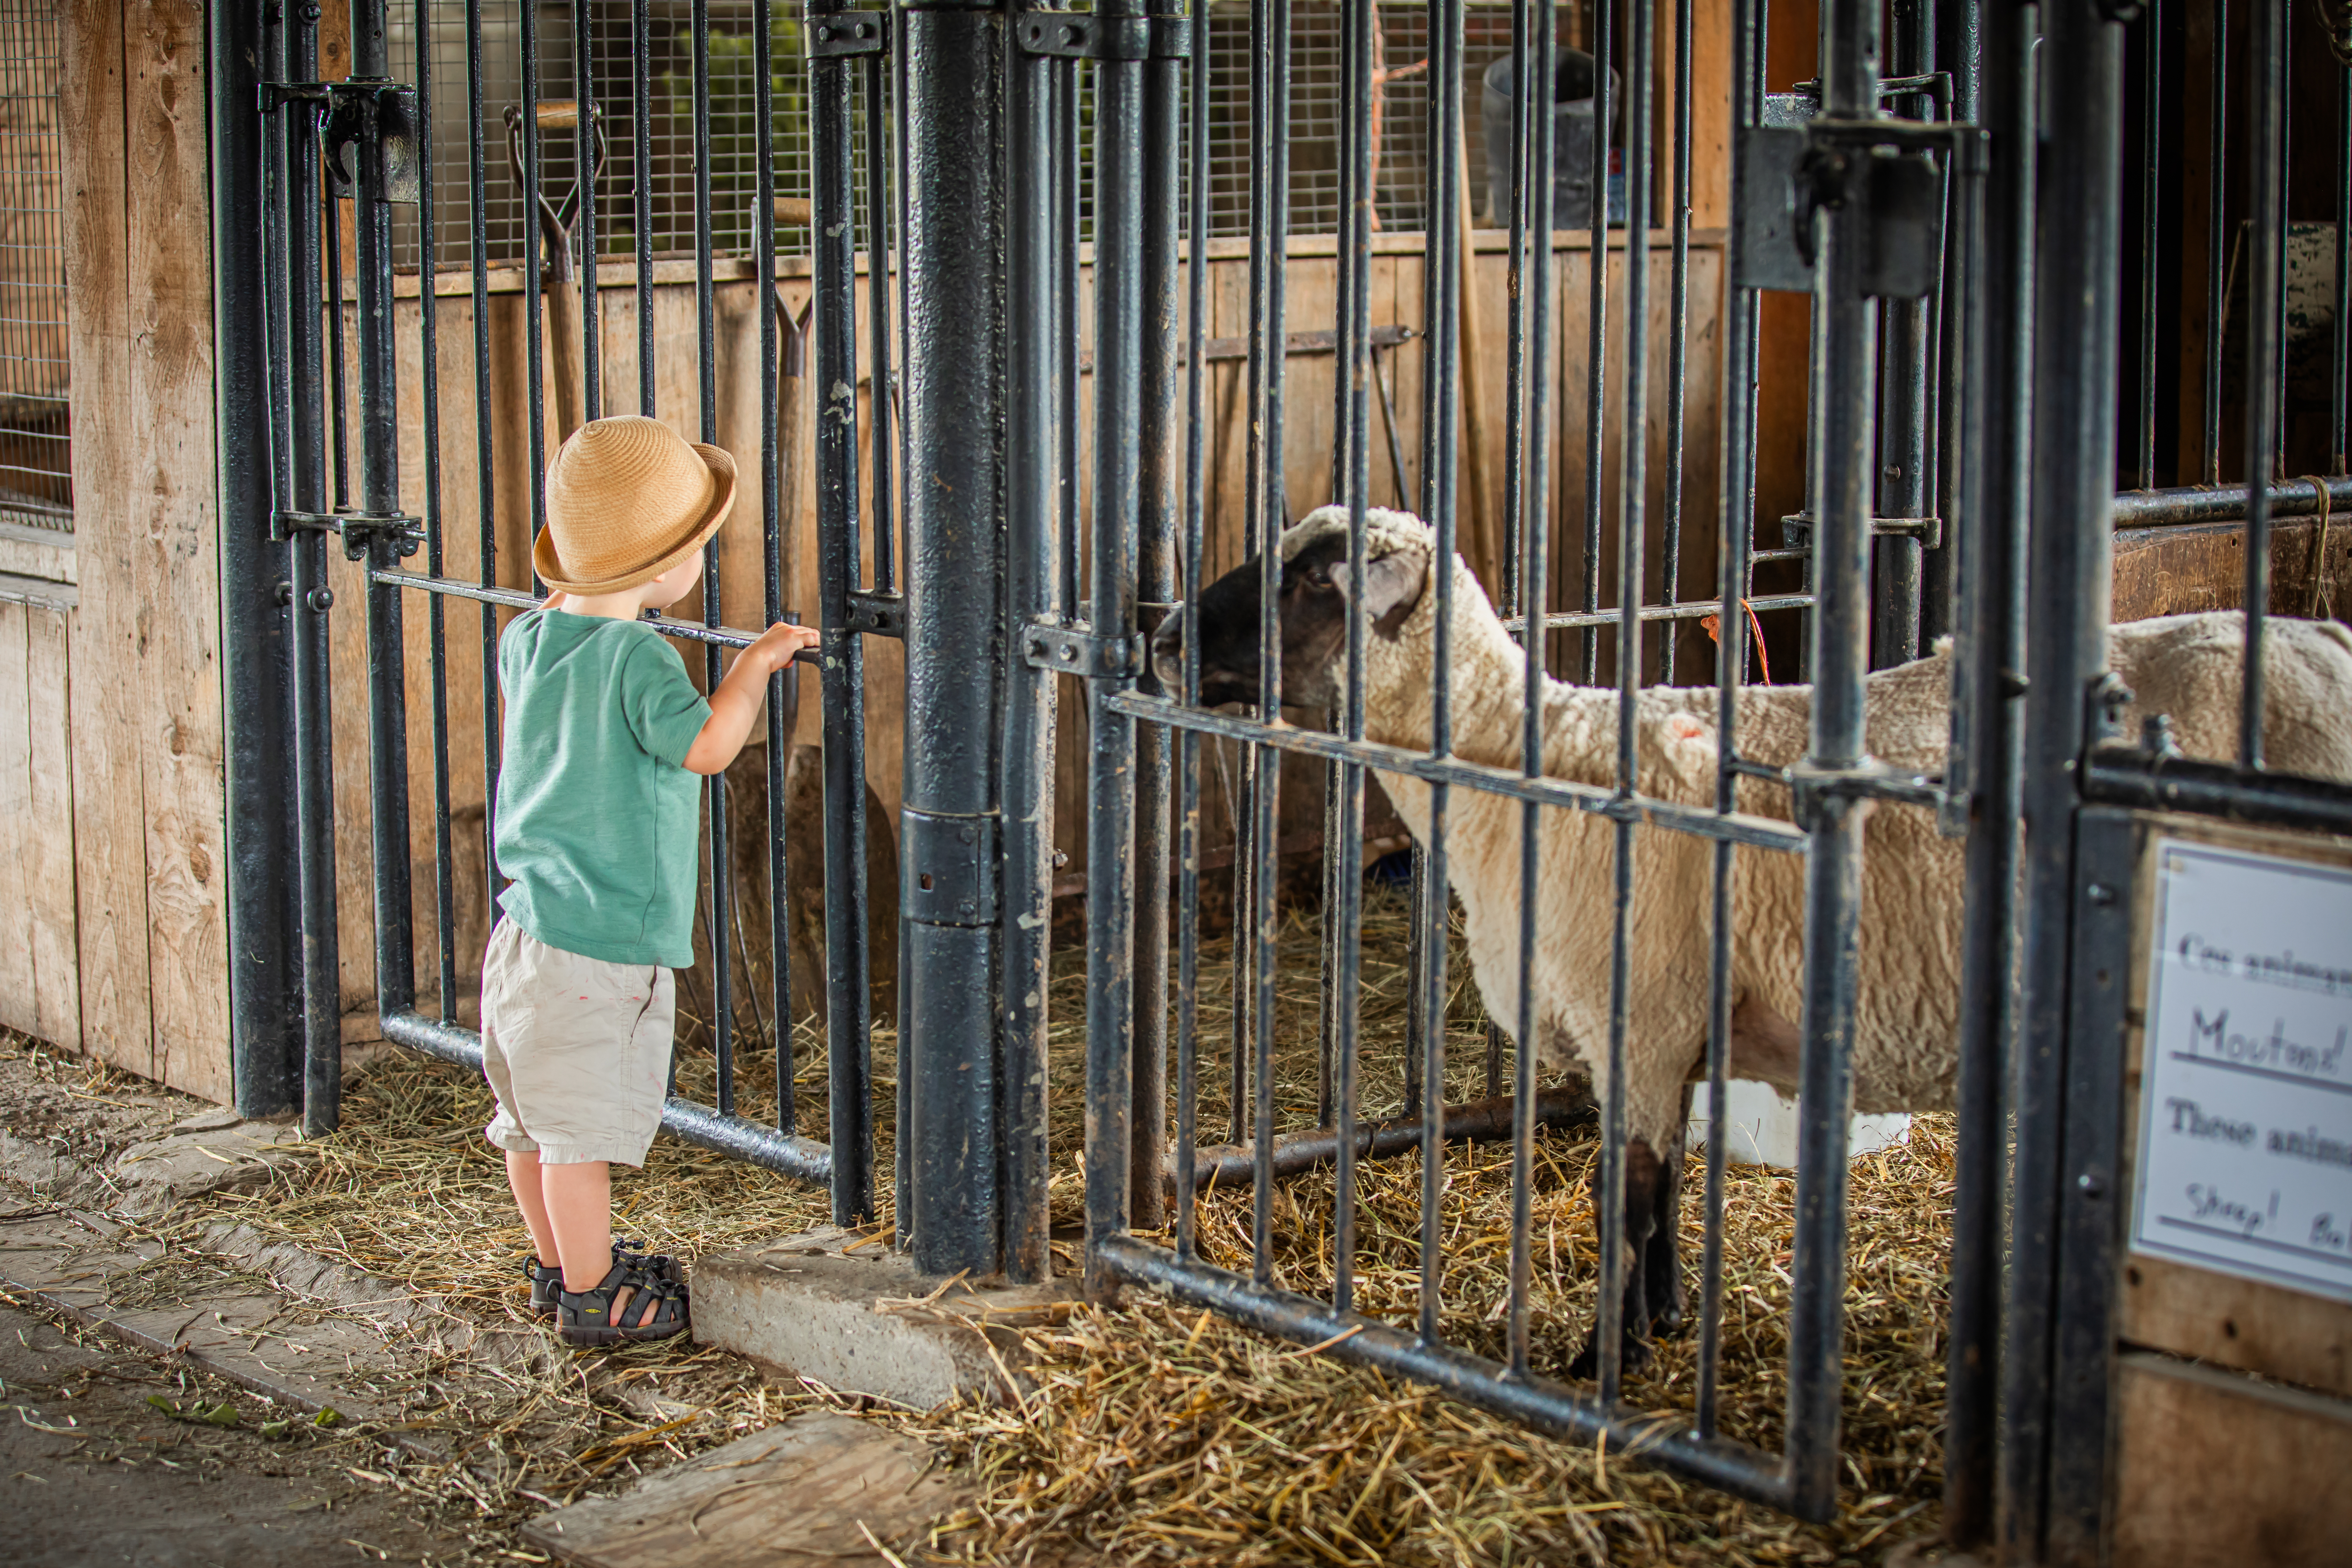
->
xmin=483 ymin=415 xmax=818 ymax=1346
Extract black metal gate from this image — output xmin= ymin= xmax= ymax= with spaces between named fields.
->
xmin=205 ymin=0 xmax=2352 ymax=1551
xmin=224 ymin=0 xmax=883 ymax=1224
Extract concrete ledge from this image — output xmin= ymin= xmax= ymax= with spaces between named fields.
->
xmin=691 ymin=1226 xmax=1075 ymax=1411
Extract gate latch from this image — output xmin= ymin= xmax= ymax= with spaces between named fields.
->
xmin=1015 ymin=11 xmax=1192 ymax=60
xmin=273 ymin=508 xmax=424 ymax=561
xmin=809 ymin=13 xmax=888 ymax=57
xmin=261 ymin=79 xmax=422 ymax=205
xmin=902 ymin=809 xmax=1000 ymax=927
xmin=1778 ymin=511 xmax=1943 ymax=552
xmin=1734 ymin=112 xmax=1980 ymax=299
xmin=1024 ymin=621 xmax=1144 ymax=680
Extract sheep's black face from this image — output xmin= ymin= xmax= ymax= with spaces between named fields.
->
xmin=1151 ymin=532 xmax=1426 ymax=711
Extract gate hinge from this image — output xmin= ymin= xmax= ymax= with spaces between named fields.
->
xmin=902 ymin=809 xmax=1000 ymax=927
xmin=843 ymin=590 xmax=905 ymax=639
xmin=1778 ymin=511 xmax=1943 ymax=552
xmin=808 ymin=13 xmax=889 ymax=56
xmin=1023 ymin=620 xmax=1145 ymax=680
xmin=1015 ymin=11 xmax=1192 ymax=61
xmin=1734 ymin=113 xmax=1982 ymax=299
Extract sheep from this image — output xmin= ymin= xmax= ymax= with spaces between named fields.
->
xmin=1155 ymin=503 xmax=2352 ymax=1372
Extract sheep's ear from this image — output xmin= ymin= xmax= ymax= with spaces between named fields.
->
xmin=1360 ymin=543 xmax=1429 ymax=638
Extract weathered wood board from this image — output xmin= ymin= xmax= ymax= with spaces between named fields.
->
xmin=519 ymin=1412 xmax=971 ymax=1568
xmin=2112 ymin=1350 xmax=2352 ymax=1568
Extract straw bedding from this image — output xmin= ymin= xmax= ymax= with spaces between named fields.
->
xmin=79 ymin=882 xmax=1953 ymax=1564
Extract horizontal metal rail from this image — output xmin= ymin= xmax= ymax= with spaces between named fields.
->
xmin=1500 ymin=590 xmax=1817 ymax=635
xmin=379 ymin=1008 xmax=833 ymax=1181
xmin=2082 ymin=747 xmax=2352 ymax=837
xmin=369 ymin=569 xmax=819 ymax=658
xmin=1092 ymin=1232 xmax=1804 ymax=1515
xmin=1178 ymin=1083 xmax=1596 ymax=1191
xmin=1110 ymin=690 xmax=1809 ymax=852
xmin=2110 ymin=476 xmax=2352 ymax=530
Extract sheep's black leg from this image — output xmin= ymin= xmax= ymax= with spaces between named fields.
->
xmin=1569 ymin=1136 xmax=1662 ymax=1379
xmin=1645 ymin=1086 xmax=1692 ymax=1337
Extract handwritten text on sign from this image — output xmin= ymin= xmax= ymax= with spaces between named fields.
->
xmin=2130 ymin=839 xmax=2352 ymax=1304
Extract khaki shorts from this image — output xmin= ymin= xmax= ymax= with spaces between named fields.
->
xmin=480 ymin=920 xmax=676 ymax=1167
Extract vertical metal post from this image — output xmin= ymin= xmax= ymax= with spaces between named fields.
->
xmin=1874 ymin=0 xmax=1934 ymax=667
xmin=2002 ymin=0 xmax=2126 ymax=1557
xmin=902 ymin=0 xmax=1009 ymax=1276
xmin=2239 ymin=0 xmax=2285 ymax=770
xmin=808 ymin=0 xmax=877 ymax=1227
xmin=1940 ymin=0 xmax=2029 ymax=1548
xmin=216 ymin=0 xmax=304 ymax=1119
xmin=281 ymin=0 xmax=343 ymax=1138
xmin=1085 ymin=0 xmax=1148 ymax=1289
xmin=1003 ymin=2 xmax=1058 ymax=1283
xmin=1130 ymin=3 xmax=1184 ymax=1234
xmin=353 ymin=0 xmax=415 ymax=1045
xmin=417 ymin=0 xmax=456 ymax=1024
xmin=1785 ymin=0 xmax=1879 ymax=1518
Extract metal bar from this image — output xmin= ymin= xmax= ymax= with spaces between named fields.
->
xmin=1088 ymin=0 xmax=1150 ymax=1286
xmin=1176 ymin=0 xmax=1213 ymax=1267
xmin=1502 ymin=592 xmax=1817 ymax=634
xmin=324 ymin=168 xmax=350 ymax=515
xmin=354 ymin=0 xmax=415 ymax=1056
xmin=573 ymin=0 xmax=601 ymax=422
xmin=2200 ymin=0 xmax=2226 ymax=486
xmin=1699 ymin=0 xmax=1767 ymax=1445
xmin=1580 ymin=0 xmax=1614 ymax=684
xmin=1940 ymin=0 xmax=2028 ymax=1542
xmin=2042 ymin=807 xmax=2138 ymax=1564
xmin=417 ymin=0 xmax=456 ymax=1024
xmin=1661 ymin=0 xmax=1695 ymax=686
xmin=1131 ymin=0 xmax=1184 ymax=1237
xmin=2081 ymin=748 xmax=2352 ymax=835
xmin=216 ymin=0 xmax=302 ymax=1118
xmin=1094 ymin=1233 xmax=1802 ymax=1513
xmin=864 ymin=50 xmax=898 ymax=601
xmin=752 ymin=0 xmax=790 ymax=1134
xmin=692 ymin=0 xmax=734 ymax=1118
xmin=379 ymin=1009 xmax=832 ymax=1180
xmin=903 ymin=0 xmax=1008 ymax=1276
xmin=1783 ymin=0 xmax=1881 ymax=1517
xmin=2137 ymin=0 xmax=2160 ymax=489
xmin=1107 ymin=691 xmax=1811 ymax=850
xmin=1874 ymin=0 xmax=1933 ymax=666
xmin=1181 ymin=1083 xmax=1595 ymax=1190
xmin=1330 ymin=0 xmax=1376 ymax=1321
xmin=808 ymin=0 xmax=877 ymax=1227
xmin=468 ymin=0 xmax=501 ymax=910
xmin=1415 ymin=0 xmax=1465 ymax=1352
xmin=522 ymin=0 xmax=548 ymax=562
xmin=2110 ymin=474 xmax=2352 ymax=525
xmin=1004 ymin=0 xmax=1058 ymax=1284
xmin=2240 ymin=0 xmax=2285 ymax=772
xmin=635 ymin=0 xmax=655 ymax=416
xmin=2002 ymin=0 xmax=2126 ymax=1550
xmin=2338 ymin=58 xmax=2350 ymax=474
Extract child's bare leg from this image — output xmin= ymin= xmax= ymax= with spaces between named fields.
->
xmin=541 ymin=1160 xmax=658 ymax=1327
xmin=505 ymin=1149 xmax=560 ymax=1267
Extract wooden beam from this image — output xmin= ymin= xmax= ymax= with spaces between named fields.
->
xmin=124 ymin=0 xmax=230 ymax=1101
xmin=61 ymin=0 xmax=154 ymax=1079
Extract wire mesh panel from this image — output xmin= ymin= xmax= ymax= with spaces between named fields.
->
xmin=0 ymin=0 xmax=68 ymax=534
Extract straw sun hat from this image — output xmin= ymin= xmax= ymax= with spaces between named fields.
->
xmin=534 ymin=415 xmax=737 ymax=595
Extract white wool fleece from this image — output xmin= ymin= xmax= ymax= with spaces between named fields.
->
xmin=1283 ymin=505 xmax=2352 ymax=1155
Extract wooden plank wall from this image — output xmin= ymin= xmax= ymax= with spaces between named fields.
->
xmin=40 ymin=0 xmax=230 ymax=1100
xmin=337 ymin=237 xmax=1727 ymax=1018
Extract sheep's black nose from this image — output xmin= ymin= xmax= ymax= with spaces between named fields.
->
xmin=1150 ymin=612 xmax=1187 ymax=691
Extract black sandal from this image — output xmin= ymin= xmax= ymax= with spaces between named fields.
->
xmin=526 ymin=1240 xmax=681 ymax=1319
xmin=557 ymin=1261 xmax=691 ymax=1347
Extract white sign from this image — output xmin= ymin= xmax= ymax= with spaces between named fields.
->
xmin=2130 ymin=839 xmax=2352 ymax=1304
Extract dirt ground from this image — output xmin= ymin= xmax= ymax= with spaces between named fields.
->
xmin=0 ymin=1295 xmax=477 ymax=1567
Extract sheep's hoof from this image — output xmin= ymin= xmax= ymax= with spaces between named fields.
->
xmin=1568 ymin=1328 xmax=1653 ymax=1381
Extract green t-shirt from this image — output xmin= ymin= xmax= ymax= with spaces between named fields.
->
xmin=494 ymin=609 xmax=712 ymax=968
